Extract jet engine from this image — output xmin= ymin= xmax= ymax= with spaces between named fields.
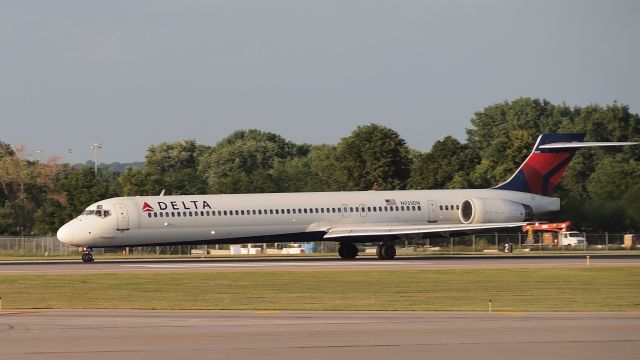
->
xmin=459 ymin=198 xmax=532 ymax=224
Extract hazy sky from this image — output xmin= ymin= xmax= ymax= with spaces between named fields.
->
xmin=1 ymin=0 xmax=639 ymax=163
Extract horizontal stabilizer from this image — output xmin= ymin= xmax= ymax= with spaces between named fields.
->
xmin=539 ymin=141 xmax=639 ymax=149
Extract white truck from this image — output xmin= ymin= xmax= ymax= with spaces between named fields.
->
xmin=559 ymin=231 xmax=587 ymax=247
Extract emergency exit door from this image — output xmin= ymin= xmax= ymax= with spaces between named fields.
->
xmin=115 ymin=203 xmax=130 ymax=230
xmin=428 ymin=200 xmax=438 ymax=223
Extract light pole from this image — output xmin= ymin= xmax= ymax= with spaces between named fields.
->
xmin=90 ymin=143 xmax=102 ymax=176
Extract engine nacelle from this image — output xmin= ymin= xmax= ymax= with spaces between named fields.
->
xmin=459 ymin=198 xmax=532 ymax=224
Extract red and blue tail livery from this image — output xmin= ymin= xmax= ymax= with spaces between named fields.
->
xmin=494 ymin=133 xmax=635 ymax=196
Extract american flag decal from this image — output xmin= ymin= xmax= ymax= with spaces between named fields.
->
xmin=385 ymin=199 xmax=397 ymax=206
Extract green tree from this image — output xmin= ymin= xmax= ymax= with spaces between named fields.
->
xmin=199 ymin=130 xmax=308 ymax=193
xmin=335 ymin=124 xmax=412 ymax=190
xmin=119 ymin=140 xmax=208 ymax=196
xmin=277 ymin=144 xmax=345 ymax=192
xmin=55 ymin=166 xmax=121 ymax=224
xmin=408 ymin=136 xmax=480 ymax=189
xmin=0 ymin=145 xmax=63 ymax=235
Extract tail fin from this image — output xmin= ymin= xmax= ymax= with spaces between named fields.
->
xmin=494 ymin=133 xmax=637 ymax=196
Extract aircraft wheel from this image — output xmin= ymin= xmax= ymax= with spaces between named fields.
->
xmin=377 ymin=243 xmax=396 ymax=260
xmin=81 ymin=251 xmax=94 ymax=263
xmin=349 ymin=243 xmax=359 ymax=259
xmin=338 ymin=243 xmax=358 ymax=259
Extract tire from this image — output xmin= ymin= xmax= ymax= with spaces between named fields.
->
xmin=382 ymin=244 xmax=396 ymax=260
xmin=377 ymin=244 xmax=396 ymax=260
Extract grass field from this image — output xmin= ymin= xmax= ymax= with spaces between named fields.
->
xmin=0 ymin=267 xmax=638 ymax=311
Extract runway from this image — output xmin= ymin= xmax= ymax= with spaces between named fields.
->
xmin=0 ymin=310 xmax=638 ymax=360
xmin=0 ymin=254 xmax=639 ymax=274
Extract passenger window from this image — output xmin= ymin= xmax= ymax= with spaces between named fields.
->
xmin=153 ymin=212 xmax=158 ymax=218
xmin=456 ymin=205 xmax=459 ymax=210
xmin=189 ymin=211 xmax=193 ymax=216
xmin=241 ymin=210 xmax=245 ymax=215
xmin=400 ymin=206 xmax=405 ymax=211
xmin=287 ymin=209 xmax=291 ymax=214
xmin=234 ymin=210 xmax=239 ymax=215
xmin=184 ymin=211 xmax=188 ymax=217
xmin=160 ymin=212 xmax=164 ymax=218
xmin=269 ymin=209 xmax=274 ymax=215
xmin=147 ymin=213 xmax=152 ymax=218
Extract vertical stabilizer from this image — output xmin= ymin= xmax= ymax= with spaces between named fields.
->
xmin=493 ymin=133 xmax=585 ymax=196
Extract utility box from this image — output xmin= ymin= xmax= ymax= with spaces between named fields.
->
xmin=624 ymin=234 xmax=637 ymax=249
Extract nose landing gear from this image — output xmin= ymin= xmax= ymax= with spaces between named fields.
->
xmin=81 ymin=248 xmax=94 ymax=263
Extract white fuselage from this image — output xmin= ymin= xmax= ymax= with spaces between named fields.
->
xmin=57 ymin=189 xmax=559 ymax=248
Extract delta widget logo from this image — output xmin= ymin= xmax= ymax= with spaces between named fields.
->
xmin=142 ymin=202 xmax=155 ymax=212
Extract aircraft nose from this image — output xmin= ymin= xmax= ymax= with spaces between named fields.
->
xmin=57 ymin=223 xmax=74 ymax=244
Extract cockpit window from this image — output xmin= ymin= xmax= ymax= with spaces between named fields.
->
xmin=82 ymin=209 xmax=111 ymax=218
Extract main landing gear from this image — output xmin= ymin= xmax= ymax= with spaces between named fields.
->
xmin=338 ymin=242 xmax=359 ymax=259
xmin=338 ymin=242 xmax=397 ymax=260
xmin=81 ymin=248 xmax=94 ymax=263
xmin=376 ymin=242 xmax=396 ymax=260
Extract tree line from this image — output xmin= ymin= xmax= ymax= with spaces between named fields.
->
xmin=1 ymin=97 xmax=639 ymax=236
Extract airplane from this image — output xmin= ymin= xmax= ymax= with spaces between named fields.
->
xmin=57 ymin=133 xmax=637 ymax=262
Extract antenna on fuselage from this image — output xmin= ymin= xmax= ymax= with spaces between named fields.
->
xmin=159 ymin=189 xmax=165 ymax=196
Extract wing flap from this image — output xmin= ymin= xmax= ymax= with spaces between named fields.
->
xmin=324 ymin=222 xmax=527 ymax=238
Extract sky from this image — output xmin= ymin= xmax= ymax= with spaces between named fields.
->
xmin=1 ymin=0 xmax=639 ymax=164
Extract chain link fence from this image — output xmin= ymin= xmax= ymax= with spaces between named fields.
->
xmin=0 ymin=233 xmax=636 ymax=257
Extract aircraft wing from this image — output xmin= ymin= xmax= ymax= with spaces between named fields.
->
xmin=323 ymin=222 xmax=527 ymax=238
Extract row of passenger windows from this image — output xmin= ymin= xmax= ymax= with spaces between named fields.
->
xmin=146 ymin=205 xmax=423 ymax=219
xmin=441 ymin=204 xmax=460 ymax=211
